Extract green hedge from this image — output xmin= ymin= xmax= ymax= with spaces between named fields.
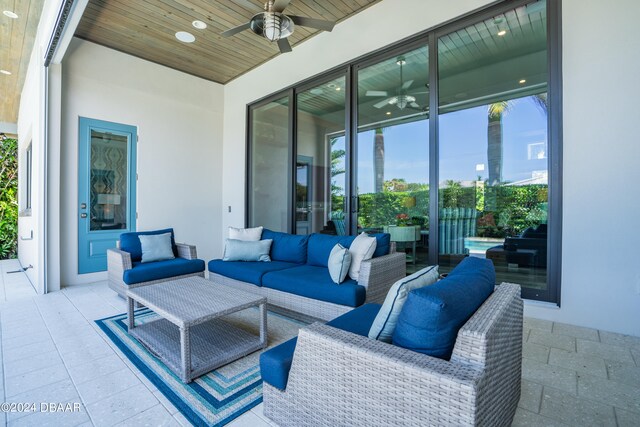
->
xmin=353 ymin=181 xmax=547 ymax=237
xmin=0 ymin=137 xmax=18 ymax=259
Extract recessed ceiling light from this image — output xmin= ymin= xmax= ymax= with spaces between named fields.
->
xmin=519 ymin=79 xmax=526 ymax=84
xmin=175 ymin=31 xmax=195 ymax=43
xmin=3 ymin=10 xmax=18 ymax=19
xmin=335 ymin=87 xmax=341 ymax=91
xmin=0 ymin=70 xmax=11 ymax=75
xmin=192 ymin=20 xmax=207 ymax=30
xmin=386 ymin=111 xmax=391 ymax=116
xmin=497 ymin=30 xmax=507 ymax=36
xmin=327 ymin=83 xmax=337 ymax=89
xmin=310 ymin=88 xmax=323 ymax=95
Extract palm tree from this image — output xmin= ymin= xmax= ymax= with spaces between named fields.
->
xmin=373 ymin=127 xmax=384 ymax=193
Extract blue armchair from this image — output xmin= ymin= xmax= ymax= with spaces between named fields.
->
xmin=107 ymin=228 xmax=205 ymax=299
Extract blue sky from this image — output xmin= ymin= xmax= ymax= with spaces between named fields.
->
xmin=350 ymin=96 xmax=548 ymax=194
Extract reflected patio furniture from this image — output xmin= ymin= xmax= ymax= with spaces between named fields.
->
xmin=486 ymin=224 xmax=547 ymax=268
xmin=439 ymin=207 xmax=478 ymax=255
xmin=384 ymin=225 xmax=421 ymax=265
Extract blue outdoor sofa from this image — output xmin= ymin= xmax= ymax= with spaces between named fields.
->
xmin=208 ymin=229 xmax=407 ymax=321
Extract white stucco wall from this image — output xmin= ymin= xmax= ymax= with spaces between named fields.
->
xmin=60 ymin=39 xmax=224 ymax=285
xmin=221 ymin=0 xmax=640 ymax=336
xmin=17 ymin=0 xmax=64 ymax=293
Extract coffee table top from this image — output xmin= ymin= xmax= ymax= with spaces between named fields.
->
xmin=126 ymin=276 xmax=266 ymax=328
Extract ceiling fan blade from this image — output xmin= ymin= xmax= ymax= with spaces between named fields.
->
xmin=410 ymin=102 xmax=420 ymax=108
xmin=366 ymin=90 xmax=388 ymax=97
xmin=221 ymin=22 xmax=251 ymax=37
xmin=288 ymin=15 xmax=335 ymax=32
xmin=277 ymin=38 xmax=293 ymax=53
xmin=411 ymin=90 xmax=429 ymax=95
xmin=273 ymin=0 xmax=291 ymax=12
xmin=374 ymin=98 xmax=392 ymax=109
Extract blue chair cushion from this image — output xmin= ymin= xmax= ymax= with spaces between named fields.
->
xmin=370 ymin=233 xmax=391 ymax=258
xmin=262 ymin=229 xmax=309 ymax=264
xmin=208 ymin=259 xmax=299 ymax=286
xmin=262 ymin=265 xmax=365 ymax=307
xmin=120 ymin=228 xmax=177 ymax=262
xmin=307 ymin=234 xmax=356 ymax=267
xmin=392 ymin=257 xmax=495 ymax=360
xmin=122 ymin=258 xmax=205 ymax=285
xmin=260 ymin=303 xmax=381 ymax=390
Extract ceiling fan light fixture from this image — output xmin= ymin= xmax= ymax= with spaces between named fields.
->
xmin=260 ymin=12 xmax=293 ymax=42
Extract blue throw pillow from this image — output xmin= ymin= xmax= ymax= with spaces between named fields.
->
xmin=223 ymin=239 xmax=272 ymax=262
xmin=262 ymin=229 xmax=309 ymax=264
xmin=368 ymin=265 xmax=439 ymax=342
xmin=139 ymin=233 xmax=175 ymax=263
xmin=392 ymin=257 xmax=495 ymax=360
xmin=328 ymin=244 xmax=352 ymax=284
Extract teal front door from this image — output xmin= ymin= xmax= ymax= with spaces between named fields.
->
xmin=78 ymin=117 xmax=137 ymax=274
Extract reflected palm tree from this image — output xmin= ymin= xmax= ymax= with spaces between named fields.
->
xmin=487 ymin=94 xmax=548 ymax=186
xmin=373 ymin=127 xmax=384 ymax=193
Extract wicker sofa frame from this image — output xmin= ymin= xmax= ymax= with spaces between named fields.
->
xmin=263 ymin=282 xmax=523 ymax=427
xmin=208 ymin=250 xmax=407 ymax=322
xmin=107 ymin=243 xmax=204 ymax=299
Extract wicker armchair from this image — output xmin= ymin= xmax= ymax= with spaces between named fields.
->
xmin=107 ymin=242 xmax=204 ymax=299
xmin=263 ymin=282 xmax=523 ymax=427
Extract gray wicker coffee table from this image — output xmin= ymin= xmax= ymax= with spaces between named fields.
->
xmin=126 ymin=276 xmax=267 ymax=383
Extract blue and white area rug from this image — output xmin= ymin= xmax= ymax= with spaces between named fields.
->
xmin=96 ymin=307 xmax=305 ymax=426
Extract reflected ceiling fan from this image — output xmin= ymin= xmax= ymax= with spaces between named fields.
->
xmin=221 ymin=0 xmax=336 ymax=54
xmin=366 ymin=57 xmax=428 ymax=111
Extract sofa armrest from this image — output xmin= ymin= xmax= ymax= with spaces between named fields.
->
xmin=107 ymin=248 xmax=132 ymax=272
xmin=283 ymin=323 xmax=482 ymax=426
xmin=176 ymin=243 xmax=198 ymax=260
xmin=358 ymin=252 xmax=406 ymax=303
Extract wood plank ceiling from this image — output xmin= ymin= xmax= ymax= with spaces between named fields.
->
xmin=75 ymin=0 xmax=381 ymax=84
xmin=0 ymin=0 xmax=45 ymax=126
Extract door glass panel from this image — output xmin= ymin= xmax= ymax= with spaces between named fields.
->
xmin=249 ymin=97 xmax=290 ymax=231
xmin=357 ymin=46 xmax=429 ymax=268
xmin=437 ymin=0 xmax=548 ymax=291
xmin=89 ymin=130 xmax=128 ymax=231
xmin=296 ymin=75 xmax=347 ymax=235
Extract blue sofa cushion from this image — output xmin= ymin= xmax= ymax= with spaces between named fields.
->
xmin=260 ymin=303 xmax=382 ymax=390
xmin=307 ymin=234 xmax=356 ymax=267
xmin=370 ymin=233 xmax=391 ymax=258
xmin=392 ymin=257 xmax=495 ymax=360
xmin=262 ymin=229 xmax=309 ymax=264
xmin=262 ymin=265 xmax=365 ymax=307
xmin=122 ymin=258 xmax=205 ymax=285
xmin=120 ymin=228 xmax=177 ymax=262
xmin=208 ymin=259 xmax=299 ymax=286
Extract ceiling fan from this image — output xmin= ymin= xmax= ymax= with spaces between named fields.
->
xmin=366 ymin=57 xmax=428 ymax=111
xmin=221 ymin=0 xmax=336 ymax=54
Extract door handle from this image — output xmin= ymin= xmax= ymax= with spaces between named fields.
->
xmin=80 ymin=213 xmax=87 ymax=218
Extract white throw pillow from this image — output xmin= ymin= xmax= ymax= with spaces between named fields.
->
xmin=228 ymin=226 xmax=263 ymax=241
xmin=368 ymin=265 xmax=439 ymax=342
xmin=348 ymin=232 xmax=377 ymax=280
xmin=328 ymin=244 xmax=352 ymax=284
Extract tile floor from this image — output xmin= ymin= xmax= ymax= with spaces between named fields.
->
xmin=0 ymin=259 xmax=639 ymax=426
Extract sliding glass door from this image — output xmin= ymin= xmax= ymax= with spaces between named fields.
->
xmin=437 ymin=0 xmax=549 ymax=291
xmin=246 ymin=0 xmax=560 ymax=302
xmin=295 ymin=74 xmax=347 ymax=235
xmin=356 ymin=45 xmax=429 ymax=266
xmin=248 ymin=96 xmax=291 ymax=232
